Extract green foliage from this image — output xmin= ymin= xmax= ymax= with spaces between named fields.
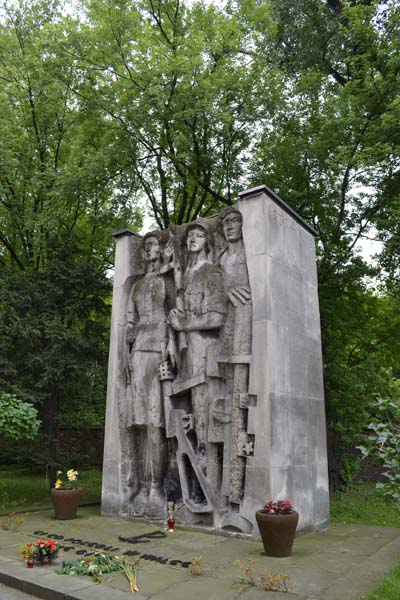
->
xmin=0 ymin=0 xmax=142 ymax=451
xmin=55 ymin=438 xmax=102 ymax=468
xmin=58 ymin=553 xmax=140 ymax=591
xmin=321 ymin=287 xmax=400 ymax=484
xmin=69 ymin=0 xmax=272 ymax=226
xmin=0 ymin=0 xmax=399 ymax=482
xmin=58 ymin=554 xmax=125 ymax=579
xmin=339 ymin=455 xmax=362 ymax=487
xmin=0 ymin=392 xmax=40 ymax=440
xmin=0 ymin=253 xmax=110 ymax=447
xmin=0 ymin=428 xmax=102 ymax=468
xmin=242 ymin=0 xmax=400 ymax=483
xmin=0 ymin=440 xmax=37 ymax=468
xmin=357 ymin=394 xmax=400 ymax=504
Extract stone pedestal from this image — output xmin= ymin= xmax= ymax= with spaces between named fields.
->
xmin=238 ymin=186 xmax=329 ymax=533
xmin=101 ymin=229 xmax=142 ymax=516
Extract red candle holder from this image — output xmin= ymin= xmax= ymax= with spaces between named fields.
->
xmin=167 ymin=514 xmax=175 ymax=532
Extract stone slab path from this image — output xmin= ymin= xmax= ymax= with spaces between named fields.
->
xmin=0 ymin=506 xmax=399 ymax=600
xmin=0 ymin=583 xmax=38 ymax=599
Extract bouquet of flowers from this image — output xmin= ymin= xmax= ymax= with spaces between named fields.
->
xmin=20 ymin=539 xmax=60 ymax=565
xmin=262 ymin=499 xmax=294 ymax=515
xmin=54 ymin=468 xmax=79 ymax=489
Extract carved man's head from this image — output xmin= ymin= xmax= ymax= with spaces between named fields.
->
xmin=221 ymin=209 xmax=243 ymax=242
xmin=143 ymin=232 xmax=161 ymax=263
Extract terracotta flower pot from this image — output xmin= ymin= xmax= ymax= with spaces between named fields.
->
xmin=51 ymin=488 xmax=83 ymax=520
xmin=35 ymin=557 xmax=53 ymax=566
xmin=255 ymin=509 xmax=299 ymax=557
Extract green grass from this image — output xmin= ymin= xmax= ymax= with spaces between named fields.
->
xmin=361 ymin=563 xmax=400 ymax=600
xmin=0 ymin=465 xmax=102 ymax=512
xmin=331 ymin=482 xmax=400 ymax=600
xmin=330 ymin=481 xmax=400 ymax=528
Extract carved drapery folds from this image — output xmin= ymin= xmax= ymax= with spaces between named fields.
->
xmin=121 ymin=210 xmax=255 ymax=532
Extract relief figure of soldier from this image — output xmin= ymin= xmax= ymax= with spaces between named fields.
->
xmin=123 ymin=231 xmax=176 ymax=515
xmin=218 ymin=208 xmax=252 ymax=504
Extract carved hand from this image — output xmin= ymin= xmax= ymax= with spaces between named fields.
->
xmin=227 ymin=285 xmax=251 ymax=307
xmin=165 ymin=339 xmax=177 ymax=369
xmin=122 ymin=349 xmax=131 ymax=385
xmin=168 ymin=308 xmax=185 ymax=332
xmin=126 ymin=325 xmax=136 ymax=344
xmin=182 ymin=412 xmax=194 ymax=432
xmin=164 ymin=238 xmax=175 ymax=260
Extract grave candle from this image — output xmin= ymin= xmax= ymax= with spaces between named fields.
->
xmin=167 ymin=501 xmax=175 ymax=532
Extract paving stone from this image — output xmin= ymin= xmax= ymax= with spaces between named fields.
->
xmin=0 ymin=583 xmax=38 ymax=599
xmin=69 ymin=585 xmax=148 ymax=600
xmin=0 ymin=507 xmax=399 ymax=600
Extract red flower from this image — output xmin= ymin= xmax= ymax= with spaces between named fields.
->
xmin=262 ymin=498 xmax=294 ymax=515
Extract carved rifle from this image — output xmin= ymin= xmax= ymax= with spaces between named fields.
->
xmin=168 ymin=225 xmax=187 ymax=352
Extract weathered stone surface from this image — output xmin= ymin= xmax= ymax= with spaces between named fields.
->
xmin=102 ymin=231 xmax=140 ymax=516
xmin=237 ymin=186 xmax=328 ymax=534
xmin=2 ymin=508 xmax=400 ymax=600
xmin=102 ymin=184 xmax=329 ymax=535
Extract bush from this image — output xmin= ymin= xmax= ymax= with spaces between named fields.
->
xmin=357 ymin=396 xmax=400 ymax=504
xmin=0 ymin=392 xmax=41 ymax=440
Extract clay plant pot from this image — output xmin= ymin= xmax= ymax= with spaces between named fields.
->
xmin=255 ymin=510 xmax=299 ymax=557
xmin=51 ymin=488 xmax=83 ymax=520
xmin=35 ymin=557 xmax=53 ymax=566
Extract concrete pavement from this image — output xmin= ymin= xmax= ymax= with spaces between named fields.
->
xmin=0 ymin=583 xmax=39 ymax=599
xmin=0 ymin=506 xmax=399 ymax=600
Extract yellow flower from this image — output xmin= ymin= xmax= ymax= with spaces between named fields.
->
xmin=67 ymin=469 xmax=79 ymax=481
xmin=54 ymin=479 xmax=62 ymax=489
xmin=57 ymin=470 xmax=63 ymax=476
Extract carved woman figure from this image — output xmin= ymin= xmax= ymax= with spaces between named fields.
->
xmin=168 ymin=223 xmax=226 ymax=475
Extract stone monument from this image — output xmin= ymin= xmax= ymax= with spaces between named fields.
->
xmin=102 ymin=185 xmax=330 ymax=535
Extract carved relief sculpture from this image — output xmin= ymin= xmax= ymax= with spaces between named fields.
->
xmin=103 ymin=186 xmax=330 ymax=536
xmin=218 ymin=208 xmax=253 ymax=506
xmin=167 ymin=222 xmax=227 ymax=516
xmin=119 ymin=218 xmax=254 ymax=528
xmin=123 ymin=231 xmax=176 ymax=516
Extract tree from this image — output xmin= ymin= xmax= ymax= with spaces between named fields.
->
xmin=0 ymin=0 xmax=142 ymax=454
xmin=55 ymin=0 xmax=278 ymax=228
xmin=0 ymin=0 xmax=398 ymax=482
xmin=247 ymin=0 xmax=400 ymax=485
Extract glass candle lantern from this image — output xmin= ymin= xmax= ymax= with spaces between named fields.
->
xmin=167 ymin=501 xmax=175 ymax=532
